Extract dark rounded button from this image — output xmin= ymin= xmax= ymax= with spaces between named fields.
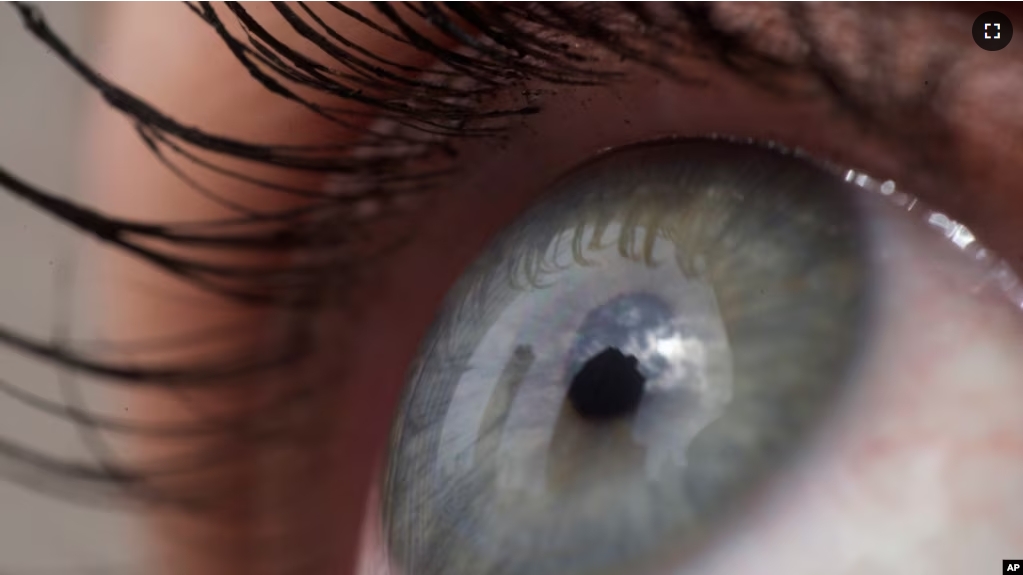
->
xmin=973 ymin=11 xmax=1013 ymax=51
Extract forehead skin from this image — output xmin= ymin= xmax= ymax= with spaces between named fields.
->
xmin=81 ymin=3 xmax=1023 ymax=575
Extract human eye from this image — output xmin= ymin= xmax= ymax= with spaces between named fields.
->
xmin=374 ymin=137 xmax=1023 ymax=574
xmin=1 ymin=4 xmax=1021 ymax=575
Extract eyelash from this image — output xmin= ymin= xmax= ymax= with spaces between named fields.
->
xmin=0 ymin=0 xmax=946 ymax=526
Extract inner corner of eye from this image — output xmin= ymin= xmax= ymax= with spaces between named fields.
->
xmin=372 ymin=137 xmax=1016 ymax=575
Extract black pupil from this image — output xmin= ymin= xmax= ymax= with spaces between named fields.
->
xmin=567 ymin=346 xmax=646 ymax=420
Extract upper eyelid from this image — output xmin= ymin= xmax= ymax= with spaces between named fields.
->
xmin=0 ymin=2 xmax=999 ymax=328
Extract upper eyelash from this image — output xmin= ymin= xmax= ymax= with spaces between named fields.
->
xmin=0 ymin=0 xmax=654 ymax=514
xmin=4 ymin=2 xmax=913 ymax=307
xmin=0 ymin=1 xmax=951 ymax=514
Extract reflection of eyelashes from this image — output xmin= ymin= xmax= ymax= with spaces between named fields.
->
xmin=383 ymin=138 xmax=876 ymax=575
xmin=0 ymin=0 xmax=957 ymax=537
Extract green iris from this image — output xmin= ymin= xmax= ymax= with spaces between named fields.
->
xmin=383 ymin=139 xmax=872 ymax=575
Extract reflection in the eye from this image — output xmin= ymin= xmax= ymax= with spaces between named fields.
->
xmin=382 ymin=139 xmax=884 ymax=575
xmin=561 ymin=290 xmax=731 ymax=480
xmin=459 ymin=234 xmax=735 ymax=492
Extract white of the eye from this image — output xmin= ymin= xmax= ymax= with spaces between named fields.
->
xmin=844 ymin=168 xmax=1023 ymax=310
xmin=669 ymin=180 xmax=1023 ymax=575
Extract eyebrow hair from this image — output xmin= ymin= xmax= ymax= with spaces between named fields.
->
xmin=0 ymin=1 xmax=970 ymax=507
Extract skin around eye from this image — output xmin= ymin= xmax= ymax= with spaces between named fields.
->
xmin=81 ymin=4 xmax=1023 ymax=575
xmin=83 ymin=4 xmax=451 ymax=575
